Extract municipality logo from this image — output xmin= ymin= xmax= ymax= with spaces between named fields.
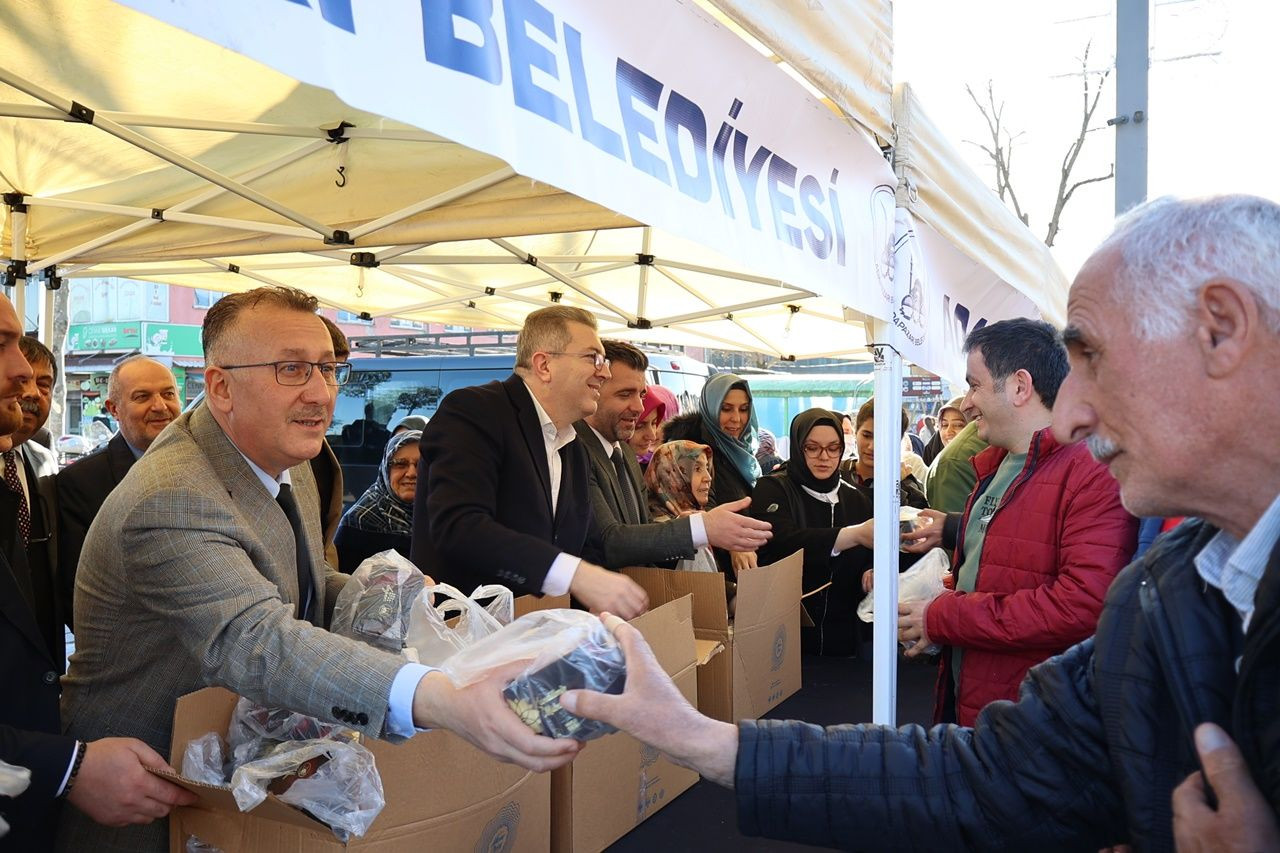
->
xmin=475 ymin=801 xmax=521 ymax=853
xmin=770 ymin=625 xmax=787 ymax=672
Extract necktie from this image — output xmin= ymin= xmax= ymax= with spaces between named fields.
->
xmin=610 ymin=447 xmax=641 ymax=525
xmin=276 ymin=483 xmax=315 ymax=623
xmin=3 ymin=450 xmax=30 ymax=546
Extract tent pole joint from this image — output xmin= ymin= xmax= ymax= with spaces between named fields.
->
xmin=42 ymin=268 xmax=62 ymax=291
xmin=2 ymin=193 xmax=26 ymax=212
xmin=628 ymin=317 xmax=652 ymax=330
xmin=524 ymin=253 xmax=538 ymax=266
xmin=151 ymin=208 xmax=165 ymax=221
xmin=68 ymin=101 xmax=95 ymax=124
xmin=325 ymin=230 xmax=354 ymax=246
xmin=635 ymin=253 xmax=655 ymax=266
xmin=350 ymin=251 xmax=380 ymax=268
xmin=548 ymin=291 xmax=562 ymax=303
xmin=227 ymin=263 xmax=241 ymax=274
xmin=3 ymin=260 xmax=27 ymax=288
xmin=325 ymin=121 xmax=355 ymax=143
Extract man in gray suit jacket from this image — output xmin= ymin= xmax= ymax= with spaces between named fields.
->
xmin=579 ymin=341 xmax=770 ymax=569
xmin=58 ymin=287 xmax=580 ymax=852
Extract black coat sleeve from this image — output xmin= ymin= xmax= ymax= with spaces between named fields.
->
xmin=333 ymin=524 xmax=411 ymax=574
xmin=0 ymin=724 xmax=76 ymax=813
xmin=735 ymin=639 xmax=1125 ymax=851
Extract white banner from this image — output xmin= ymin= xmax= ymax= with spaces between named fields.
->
xmin=119 ymin=0 xmax=896 ymax=319
xmin=888 ymin=209 xmax=1040 ymax=385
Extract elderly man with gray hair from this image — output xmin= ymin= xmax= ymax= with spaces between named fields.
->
xmin=558 ymin=195 xmax=1280 ymax=852
xmin=56 ymin=355 xmax=181 ymax=627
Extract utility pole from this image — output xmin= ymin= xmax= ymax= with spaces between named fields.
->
xmin=1112 ymin=0 xmax=1149 ymax=214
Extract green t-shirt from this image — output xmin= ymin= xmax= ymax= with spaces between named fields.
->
xmin=924 ymin=422 xmax=990 ymax=513
xmin=951 ymin=451 xmax=1026 ymax=687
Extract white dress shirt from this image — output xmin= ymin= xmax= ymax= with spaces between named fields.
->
xmin=524 ymin=382 xmax=584 ymax=596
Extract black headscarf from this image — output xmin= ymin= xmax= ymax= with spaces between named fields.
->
xmin=788 ymin=408 xmax=843 ymax=493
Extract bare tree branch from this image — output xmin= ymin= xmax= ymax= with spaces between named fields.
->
xmin=1044 ymin=41 xmax=1115 ymax=247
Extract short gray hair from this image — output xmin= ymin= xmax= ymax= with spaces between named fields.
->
xmin=1097 ymin=194 xmax=1280 ymax=340
xmin=515 ymin=306 xmax=597 ymax=370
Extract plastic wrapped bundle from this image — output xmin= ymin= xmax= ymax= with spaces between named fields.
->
xmin=181 ymin=732 xmax=228 ymax=785
xmin=230 ymin=737 xmax=384 ymax=842
xmin=331 ymin=550 xmax=426 ymax=652
xmin=442 ymin=610 xmax=626 ymax=740
xmin=227 ymin=699 xmax=359 ymax=769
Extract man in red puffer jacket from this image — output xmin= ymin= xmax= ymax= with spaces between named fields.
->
xmin=899 ymin=318 xmax=1137 ymax=726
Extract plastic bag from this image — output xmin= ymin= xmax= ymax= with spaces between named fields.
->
xmin=403 ymin=581 xmax=513 ymax=665
xmin=331 ymin=550 xmax=425 ymax=652
xmin=442 ymin=609 xmax=626 ymax=740
xmin=857 ymin=547 xmax=950 ymax=654
xmin=0 ymin=758 xmax=31 ymax=839
xmin=227 ymin=699 xmax=358 ymax=769
xmin=181 ymin=732 xmax=228 ymax=786
xmin=230 ymin=737 xmax=384 ymax=842
xmin=185 ymin=836 xmax=225 ymax=853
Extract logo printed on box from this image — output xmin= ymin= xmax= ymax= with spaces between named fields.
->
xmin=475 ymin=800 xmax=521 ymax=853
xmin=770 ymin=624 xmax=787 ymax=672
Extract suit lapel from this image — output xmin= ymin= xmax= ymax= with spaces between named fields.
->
xmin=106 ymin=433 xmax=138 ymax=485
xmin=504 ymin=375 xmax=553 ymax=515
xmin=188 ymin=404 xmax=301 ymax=609
xmin=575 ymin=421 xmax=639 ymax=523
xmin=0 ymin=547 xmax=52 ymax=665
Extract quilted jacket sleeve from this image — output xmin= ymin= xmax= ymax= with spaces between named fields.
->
xmin=735 ymin=640 xmax=1126 ymax=851
xmin=926 ymin=453 xmax=1137 ymax=653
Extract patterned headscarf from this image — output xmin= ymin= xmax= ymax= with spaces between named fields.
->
xmin=634 ymin=384 xmax=673 ymax=466
xmin=698 ymin=373 xmax=760 ymax=487
xmin=644 ymin=440 xmax=713 ymax=521
xmin=339 ymin=429 xmax=421 ymax=535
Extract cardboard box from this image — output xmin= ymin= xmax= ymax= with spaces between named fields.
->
xmin=512 ymin=592 xmax=571 ymax=617
xmin=162 ymin=688 xmax=550 ymax=851
xmin=549 ymin=594 xmax=700 ymax=853
xmin=625 ymin=550 xmax=803 ymax=723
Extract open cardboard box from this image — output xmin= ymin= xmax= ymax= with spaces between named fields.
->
xmin=549 ymin=594 xmax=699 ymax=852
xmin=625 ymin=549 xmax=803 ymax=723
xmin=160 ymin=687 xmax=550 ymax=851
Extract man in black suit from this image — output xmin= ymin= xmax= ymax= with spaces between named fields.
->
xmin=0 ymin=295 xmax=191 ymax=848
xmin=577 ymin=340 xmax=771 ymax=569
xmin=0 ymin=337 xmax=63 ymax=670
xmin=56 ymin=356 xmax=179 ymax=626
xmin=411 ymin=307 xmax=648 ymax=618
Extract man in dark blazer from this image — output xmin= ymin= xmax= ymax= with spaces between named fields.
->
xmin=0 ymin=295 xmax=192 ymax=849
xmin=56 ymin=356 xmax=180 ymax=626
xmin=577 ymin=340 xmax=770 ymax=569
xmin=412 ymin=307 xmax=647 ymax=618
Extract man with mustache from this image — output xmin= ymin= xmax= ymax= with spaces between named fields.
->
xmin=56 ymin=356 xmax=181 ymax=629
xmin=0 ymin=295 xmax=195 ymax=848
xmin=60 ymin=287 xmax=581 ymax=852
xmin=560 ymin=195 xmax=1280 ymax=851
xmin=577 ymin=339 xmax=771 ymax=570
xmin=412 ymin=306 xmax=648 ymax=618
xmin=0 ymin=337 xmax=61 ymax=664
xmin=896 ymin=318 xmax=1137 ymax=726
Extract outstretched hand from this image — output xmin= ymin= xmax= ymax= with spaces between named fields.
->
xmin=560 ymin=613 xmax=739 ymax=787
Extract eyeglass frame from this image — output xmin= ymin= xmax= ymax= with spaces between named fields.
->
xmin=216 ymin=360 xmax=353 ymax=386
xmin=543 ymin=350 xmax=610 ymax=371
xmin=801 ymin=442 xmax=844 ymax=459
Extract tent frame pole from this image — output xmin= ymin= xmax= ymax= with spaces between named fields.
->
xmin=346 ymin=166 xmax=516 ymax=241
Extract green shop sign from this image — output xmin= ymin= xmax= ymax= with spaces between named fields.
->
xmin=66 ymin=322 xmax=142 ymax=351
xmin=141 ymin=323 xmax=203 ymax=357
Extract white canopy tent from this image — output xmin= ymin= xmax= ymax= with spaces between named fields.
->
xmin=1 ymin=0 xmax=1068 ymax=724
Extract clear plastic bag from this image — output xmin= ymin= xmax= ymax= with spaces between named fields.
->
xmin=441 ymin=609 xmax=626 ymax=740
xmin=857 ymin=547 xmax=950 ymax=654
xmin=229 ymin=737 xmax=384 ymax=842
xmin=185 ymin=836 xmax=225 ymax=853
xmin=331 ymin=550 xmax=425 ymax=652
xmin=227 ymin=699 xmax=358 ymax=769
xmin=181 ymin=732 xmax=228 ymax=785
xmin=403 ymin=581 xmax=513 ymax=665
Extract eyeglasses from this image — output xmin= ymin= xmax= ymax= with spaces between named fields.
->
xmin=218 ymin=360 xmax=352 ymax=386
xmin=802 ymin=443 xmax=843 ymax=459
xmin=544 ymin=351 xmax=610 ymax=371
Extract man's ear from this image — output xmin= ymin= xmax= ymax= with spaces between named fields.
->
xmin=528 ymin=351 xmax=554 ymax=385
xmin=1009 ymin=368 xmax=1037 ymax=407
xmin=1195 ymin=280 xmax=1256 ymax=378
xmin=203 ymin=366 xmax=233 ymax=415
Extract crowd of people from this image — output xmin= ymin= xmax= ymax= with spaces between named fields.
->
xmin=0 ymin=193 xmax=1276 ymax=851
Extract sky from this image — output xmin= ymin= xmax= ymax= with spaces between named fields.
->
xmin=894 ymin=0 xmax=1280 ymax=280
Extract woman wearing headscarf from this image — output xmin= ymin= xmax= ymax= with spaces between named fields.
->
xmin=920 ymin=396 xmax=968 ymax=466
xmin=663 ymin=373 xmax=761 ymax=572
xmin=627 ymin=384 xmax=672 ymax=468
xmin=749 ymin=409 xmax=875 ymax=656
xmin=755 ymin=429 xmax=784 ymax=475
xmin=334 ymin=429 xmax=420 ymax=572
xmin=644 ymin=440 xmax=719 ymax=573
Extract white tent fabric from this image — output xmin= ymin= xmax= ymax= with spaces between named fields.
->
xmin=702 ymin=0 xmax=894 ymax=142
xmin=892 ymin=83 xmax=1068 ymax=327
